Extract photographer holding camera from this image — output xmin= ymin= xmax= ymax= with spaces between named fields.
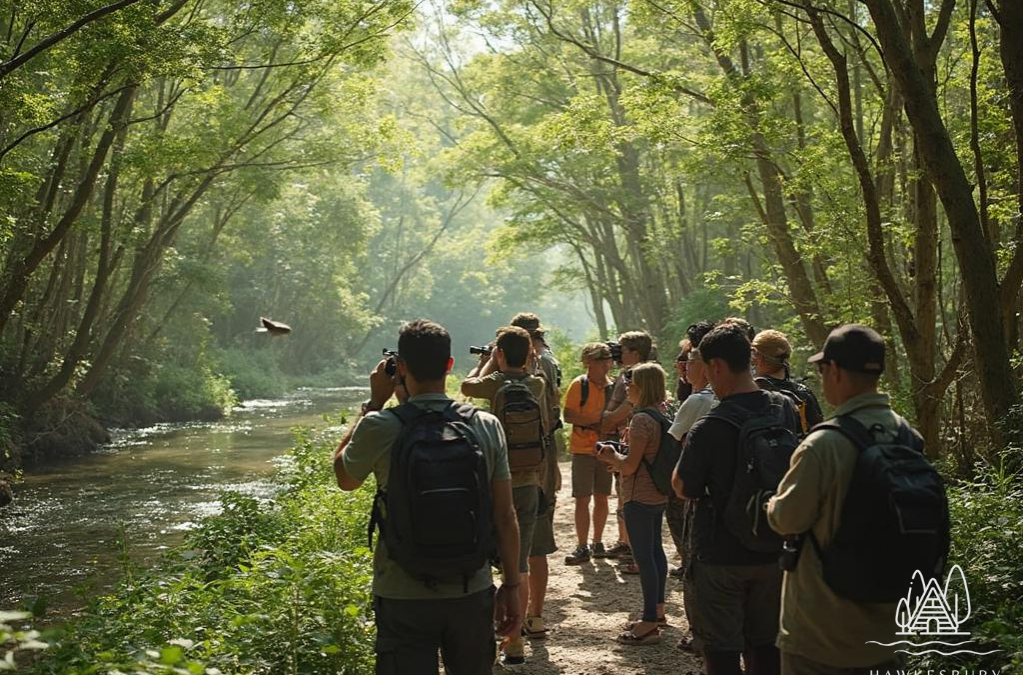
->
xmin=598 ymin=330 xmax=656 ymax=569
xmin=596 ymin=362 xmax=671 ymax=645
xmin=461 ymin=325 xmax=552 ymax=665
xmin=332 ymin=320 xmax=522 ymax=675
xmin=509 ymin=313 xmax=563 ymax=640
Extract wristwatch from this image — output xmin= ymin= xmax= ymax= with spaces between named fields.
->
xmin=361 ymin=399 xmax=382 ymax=415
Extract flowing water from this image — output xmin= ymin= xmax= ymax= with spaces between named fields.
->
xmin=0 ymin=387 xmax=366 ymax=617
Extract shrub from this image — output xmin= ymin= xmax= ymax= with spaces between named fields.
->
xmin=22 ymin=421 xmax=376 ymax=675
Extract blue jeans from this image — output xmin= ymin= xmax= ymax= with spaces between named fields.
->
xmin=623 ymin=501 xmax=668 ymax=621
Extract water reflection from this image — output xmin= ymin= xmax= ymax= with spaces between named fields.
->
xmin=0 ymin=387 xmax=364 ymax=615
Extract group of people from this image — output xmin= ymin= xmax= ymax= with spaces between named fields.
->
xmin=332 ymin=313 xmax=948 ymax=675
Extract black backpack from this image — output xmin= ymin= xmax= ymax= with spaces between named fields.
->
xmin=807 ymin=414 xmax=949 ymax=603
xmin=634 ymin=407 xmax=682 ymax=496
xmin=755 ymin=376 xmax=822 ymax=435
xmin=706 ymin=392 xmax=801 ymax=553
xmin=368 ymin=401 xmax=494 ymax=587
xmin=493 ymin=376 xmax=545 ymax=471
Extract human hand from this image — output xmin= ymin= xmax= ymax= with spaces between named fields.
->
xmin=493 ymin=584 xmax=522 ymax=638
xmin=368 ymin=359 xmax=396 ymax=409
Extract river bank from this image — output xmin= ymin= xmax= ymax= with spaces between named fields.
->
xmin=0 ymin=388 xmax=366 ymax=616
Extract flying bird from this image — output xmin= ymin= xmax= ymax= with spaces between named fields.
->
xmin=256 ymin=317 xmax=292 ymax=336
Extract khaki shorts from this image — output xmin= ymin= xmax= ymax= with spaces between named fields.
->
xmin=689 ymin=561 xmax=781 ymax=653
xmin=530 ymin=497 xmax=557 ymax=557
xmin=512 ymin=485 xmax=539 ymax=574
xmin=571 ymin=453 xmax=613 ymax=498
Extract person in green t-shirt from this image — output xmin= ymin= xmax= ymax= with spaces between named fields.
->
xmin=461 ymin=324 xmax=550 ymax=665
xmin=333 ymin=320 xmax=522 ymax=675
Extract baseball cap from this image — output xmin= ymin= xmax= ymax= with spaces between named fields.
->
xmin=808 ymin=324 xmax=885 ymax=374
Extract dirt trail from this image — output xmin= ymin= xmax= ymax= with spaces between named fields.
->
xmin=497 ymin=459 xmax=704 ymax=674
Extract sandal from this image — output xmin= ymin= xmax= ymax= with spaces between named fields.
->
xmin=623 ymin=616 xmax=668 ymax=630
xmin=616 ymin=624 xmax=662 ymax=645
xmin=619 ymin=562 xmax=640 ymax=575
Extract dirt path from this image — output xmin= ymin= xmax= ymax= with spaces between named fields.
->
xmin=497 ymin=460 xmax=704 ymax=674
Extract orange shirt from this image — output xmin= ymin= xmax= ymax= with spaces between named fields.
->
xmin=564 ymin=375 xmax=609 ymax=454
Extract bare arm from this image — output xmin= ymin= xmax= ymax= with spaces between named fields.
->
xmin=490 ymin=477 xmax=522 ymax=637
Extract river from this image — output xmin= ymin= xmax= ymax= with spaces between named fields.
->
xmin=0 ymin=387 xmax=365 ymax=617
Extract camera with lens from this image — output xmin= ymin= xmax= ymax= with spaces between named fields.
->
xmin=779 ymin=536 xmax=804 ymax=571
xmin=381 ymin=348 xmax=398 ymax=376
xmin=605 ymin=340 xmax=623 ymax=362
xmin=469 ymin=345 xmax=493 ymax=357
xmin=595 ymin=440 xmax=628 ymax=456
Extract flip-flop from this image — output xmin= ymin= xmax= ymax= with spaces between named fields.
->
xmin=616 ymin=625 xmax=662 ymax=645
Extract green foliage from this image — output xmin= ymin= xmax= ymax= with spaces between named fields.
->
xmin=911 ymin=455 xmax=1023 ymax=671
xmin=21 ymin=422 xmax=375 ymax=675
xmin=211 ymin=348 xmax=287 ymax=401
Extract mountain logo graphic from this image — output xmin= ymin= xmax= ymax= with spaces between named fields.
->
xmin=866 ymin=565 xmax=1002 ymax=657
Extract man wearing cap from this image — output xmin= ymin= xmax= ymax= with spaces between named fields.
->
xmin=509 ymin=312 xmax=563 ymax=639
xmin=751 ymin=329 xmax=824 ymax=434
xmin=767 ymin=324 xmax=903 ymax=675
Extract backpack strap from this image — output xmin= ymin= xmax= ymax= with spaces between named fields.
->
xmin=580 ymin=376 xmax=590 ymax=408
xmin=632 ymin=407 xmax=672 ymax=485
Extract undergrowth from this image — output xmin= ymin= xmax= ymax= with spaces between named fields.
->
xmin=10 ymin=423 xmax=375 ymax=674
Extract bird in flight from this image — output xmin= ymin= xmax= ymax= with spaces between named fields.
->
xmin=256 ymin=317 xmax=292 ymax=336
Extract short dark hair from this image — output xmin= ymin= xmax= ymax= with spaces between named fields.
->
xmin=720 ymin=316 xmax=755 ymax=342
xmin=686 ymin=321 xmax=716 ymax=351
xmin=496 ymin=326 xmax=531 ymax=368
xmin=397 ymin=319 xmax=450 ymax=381
xmin=699 ymin=323 xmax=752 ymax=373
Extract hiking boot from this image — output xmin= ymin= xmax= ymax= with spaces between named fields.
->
xmin=564 ymin=544 xmax=591 ymax=565
xmin=670 ymin=565 xmax=685 ymax=578
xmin=524 ymin=615 xmax=548 ymax=639
xmin=591 ymin=541 xmax=607 ymax=558
xmin=503 ymin=635 xmax=526 ymax=664
xmin=601 ymin=541 xmax=631 ymax=558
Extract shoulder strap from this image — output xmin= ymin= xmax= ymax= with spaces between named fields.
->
xmin=580 ymin=375 xmax=590 ymax=408
xmin=634 ymin=407 xmax=670 ymax=430
xmin=812 ymin=415 xmax=875 ymax=452
xmin=387 ymin=401 xmax=426 ymax=426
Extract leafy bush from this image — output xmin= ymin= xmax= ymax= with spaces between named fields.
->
xmin=908 ymin=453 xmax=1023 ymax=672
xmin=21 ymin=423 xmax=375 ymax=675
xmin=212 ymin=348 xmax=288 ymax=401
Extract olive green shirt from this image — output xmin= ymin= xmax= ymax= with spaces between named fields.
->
xmin=461 ymin=370 xmax=550 ymax=489
xmin=342 ymin=393 xmax=510 ymax=600
xmin=767 ymin=392 xmax=903 ymax=667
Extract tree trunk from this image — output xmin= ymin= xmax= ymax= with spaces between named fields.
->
xmin=862 ymin=0 xmax=1019 ymax=447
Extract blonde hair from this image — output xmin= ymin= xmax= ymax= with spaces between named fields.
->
xmin=581 ymin=341 xmax=612 ymax=363
xmin=631 ymin=362 xmax=666 ymax=408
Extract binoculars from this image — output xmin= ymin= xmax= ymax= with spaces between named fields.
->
xmin=469 ymin=345 xmax=493 ymax=357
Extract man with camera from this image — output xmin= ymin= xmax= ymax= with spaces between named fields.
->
xmin=509 ymin=313 xmax=563 ymax=640
xmin=598 ymin=330 xmax=655 ymax=568
xmin=332 ymin=320 xmax=522 ymax=675
xmin=462 ymin=325 xmax=552 ymax=665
